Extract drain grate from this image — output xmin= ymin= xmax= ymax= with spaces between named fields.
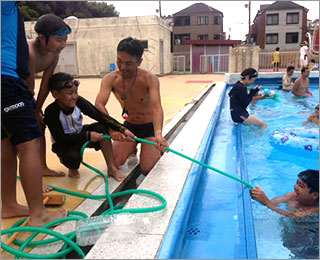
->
xmin=186 ymin=227 xmax=200 ymax=236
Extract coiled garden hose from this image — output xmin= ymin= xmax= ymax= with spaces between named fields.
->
xmin=2 ymin=134 xmax=253 ymax=258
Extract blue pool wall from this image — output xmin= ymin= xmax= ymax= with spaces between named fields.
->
xmin=157 ymin=85 xmax=227 ymax=259
xmin=157 ymin=84 xmax=258 ymax=259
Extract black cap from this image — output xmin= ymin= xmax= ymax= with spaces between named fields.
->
xmin=35 ymin=14 xmax=71 ymax=36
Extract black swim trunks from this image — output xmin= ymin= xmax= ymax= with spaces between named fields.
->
xmin=123 ymin=121 xmax=155 ymax=139
xmin=1 ymin=75 xmax=41 ymax=145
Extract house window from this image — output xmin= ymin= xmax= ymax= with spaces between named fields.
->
xmin=197 ymin=35 xmax=208 ymax=40
xmin=197 ymin=16 xmax=208 ymax=25
xmin=140 ymin=40 xmax=148 ymax=50
xmin=214 ymin=16 xmax=220 ymax=25
xmin=266 ymin=14 xmax=279 ymax=25
xmin=286 ymin=13 xmax=299 ymax=24
xmin=286 ymin=32 xmax=299 ymax=43
xmin=266 ymin=33 xmax=278 ymax=44
xmin=174 ymin=34 xmax=190 ymax=45
xmin=174 ymin=16 xmax=190 ymax=26
xmin=214 ymin=34 xmax=221 ymax=40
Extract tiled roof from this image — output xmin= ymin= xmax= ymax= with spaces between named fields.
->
xmin=173 ymin=3 xmax=223 ymax=16
xmin=260 ymin=1 xmax=308 ymax=12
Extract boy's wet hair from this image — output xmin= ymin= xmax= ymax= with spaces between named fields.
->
xmin=287 ymin=66 xmax=295 ymax=72
xmin=315 ymin=104 xmax=319 ymax=111
xmin=35 ymin=14 xmax=71 ymax=44
xmin=276 ymin=47 xmax=280 ymax=51
xmin=241 ymin=68 xmax=258 ymax=80
xmin=301 ymin=66 xmax=309 ymax=73
xmin=298 ymin=170 xmax=319 ymax=195
xmin=49 ymin=72 xmax=74 ymax=92
xmin=117 ymin=37 xmax=144 ymax=61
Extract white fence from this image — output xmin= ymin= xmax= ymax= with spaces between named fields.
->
xmin=200 ymin=54 xmax=229 ymax=73
xmin=172 ymin=55 xmax=186 ymax=73
xmin=259 ymin=51 xmax=300 ymax=71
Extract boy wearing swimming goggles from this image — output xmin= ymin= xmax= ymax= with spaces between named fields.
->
xmin=26 ymin=14 xmax=72 ymax=180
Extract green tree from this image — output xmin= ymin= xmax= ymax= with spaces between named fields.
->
xmin=19 ymin=1 xmax=119 ymax=21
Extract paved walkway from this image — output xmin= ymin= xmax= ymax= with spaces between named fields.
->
xmin=1 ymin=73 xmax=225 ymax=259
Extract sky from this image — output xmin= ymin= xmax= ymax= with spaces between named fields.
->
xmin=105 ymin=1 xmax=319 ymax=41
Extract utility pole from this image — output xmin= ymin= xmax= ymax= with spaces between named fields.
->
xmin=248 ymin=1 xmax=251 ymax=44
xmin=159 ymin=0 xmax=162 ymax=18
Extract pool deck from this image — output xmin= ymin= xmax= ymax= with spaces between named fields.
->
xmin=1 ymin=73 xmax=225 ymax=259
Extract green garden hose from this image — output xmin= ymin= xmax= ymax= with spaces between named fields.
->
xmin=133 ymin=137 xmax=254 ymax=189
xmin=2 ymin=134 xmax=253 ymax=258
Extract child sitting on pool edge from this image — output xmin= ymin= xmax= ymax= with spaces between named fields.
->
xmin=303 ymin=104 xmax=319 ymax=126
xmin=250 ymin=169 xmax=319 ymax=218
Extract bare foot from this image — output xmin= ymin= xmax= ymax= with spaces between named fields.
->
xmin=43 ymin=167 xmax=65 ymax=177
xmin=42 ymin=184 xmax=53 ymax=193
xmin=128 ymin=148 xmax=138 ymax=159
xmin=108 ymin=167 xmax=126 ymax=182
xmin=68 ymin=169 xmax=80 ymax=178
xmin=1 ymin=203 xmax=29 ymax=219
xmin=28 ymin=208 xmax=68 ymax=227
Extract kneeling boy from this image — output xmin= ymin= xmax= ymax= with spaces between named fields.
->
xmin=44 ymin=72 xmax=135 ymax=180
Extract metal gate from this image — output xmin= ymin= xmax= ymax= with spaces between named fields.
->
xmin=200 ymin=54 xmax=229 ymax=73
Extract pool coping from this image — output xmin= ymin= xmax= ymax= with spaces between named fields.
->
xmin=225 ymin=71 xmax=319 ymax=85
xmin=28 ymin=82 xmax=215 ymax=257
xmin=85 ymin=82 xmax=226 ymax=259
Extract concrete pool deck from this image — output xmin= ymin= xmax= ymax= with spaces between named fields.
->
xmin=1 ymin=73 xmax=224 ymax=259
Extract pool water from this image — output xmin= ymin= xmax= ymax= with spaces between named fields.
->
xmin=244 ymin=84 xmax=319 ymax=259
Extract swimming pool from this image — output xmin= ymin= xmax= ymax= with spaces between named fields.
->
xmin=245 ymin=83 xmax=319 ymax=259
xmin=158 ymin=81 xmax=319 ymax=259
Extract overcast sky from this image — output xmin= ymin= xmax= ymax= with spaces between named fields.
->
xmin=106 ymin=1 xmax=319 ymax=40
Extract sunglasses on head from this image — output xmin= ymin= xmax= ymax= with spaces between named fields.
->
xmin=54 ymin=28 xmax=71 ymax=36
xmin=55 ymin=80 xmax=79 ymax=91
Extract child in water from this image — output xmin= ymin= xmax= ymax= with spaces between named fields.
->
xmin=251 ymin=169 xmax=319 ymax=218
xmin=302 ymin=104 xmax=319 ymax=126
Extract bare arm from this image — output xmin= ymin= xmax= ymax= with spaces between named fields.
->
xmin=148 ymin=75 xmax=168 ymax=152
xmin=35 ymin=58 xmax=59 ymax=124
xmin=302 ymin=115 xmax=312 ymax=126
xmin=95 ymin=75 xmax=113 ymax=115
xmin=95 ymin=74 xmax=131 ymax=141
xmin=250 ymin=187 xmax=315 ymax=218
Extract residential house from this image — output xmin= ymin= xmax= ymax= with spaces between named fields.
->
xmin=251 ymin=1 xmax=308 ymax=51
xmin=172 ymin=2 xmax=224 ymax=71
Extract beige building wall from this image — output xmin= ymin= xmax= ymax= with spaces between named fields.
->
xmin=264 ymin=9 xmax=303 ymax=51
xmin=25 ymin=16 xmax=172 ymax=77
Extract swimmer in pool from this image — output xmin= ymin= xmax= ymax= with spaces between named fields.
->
xmin=229 ymin=68 xmax=267 ymax=129
xmin=250 ymin=170 xmax=319 ymax=218
xmin=292 ymin=67 xmax=312 ymax=97
xmin=302 ymin=104 xmax=319 ymax=126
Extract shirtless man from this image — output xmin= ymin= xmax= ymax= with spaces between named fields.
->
xmin=292 ymin=67 xmax=312 ymax=97
xmin=95 ymin=37 xmax=168 ymax=175
xmin=26 ymin=14 xmax=71 ymax=177
xmin=282 ymin=66 xmax=295 ymax=91
xmin=251 ymin=170 xmax=319 ymax=217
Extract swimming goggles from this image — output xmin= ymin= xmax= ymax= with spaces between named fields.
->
xmin=54 ymin=28 xmax=71 ymax=36
xmin=55 ymin=80 xmax=79 ymax=91
xmin=249 ymin=71 xmax=259 ymax=79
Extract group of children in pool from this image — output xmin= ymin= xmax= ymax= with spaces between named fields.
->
xmin=228 ymin=68 xmax=318 ymax=233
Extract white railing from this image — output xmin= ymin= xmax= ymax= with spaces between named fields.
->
xmin=172 ymin=55 xmax=186 ymax=73
xmin=200 ymin=54 xmax=229 ymax=73
xmin=259 ymin=51 xmax=300 ymax=71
